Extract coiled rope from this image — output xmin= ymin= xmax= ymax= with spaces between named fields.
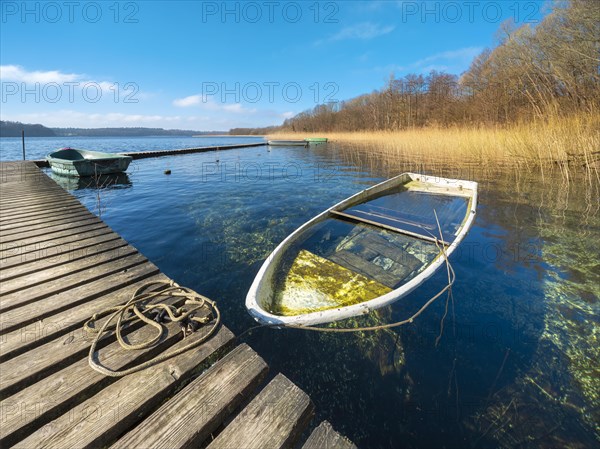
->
xmin=85 ymin=280 xmax=220 ymax=377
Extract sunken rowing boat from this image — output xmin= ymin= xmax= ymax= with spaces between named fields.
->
xmin=246 ymin=173 xmax=478 ymax=326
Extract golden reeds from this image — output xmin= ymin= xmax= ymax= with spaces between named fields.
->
xmin=269 ymin=112 xmax=600 ymax=184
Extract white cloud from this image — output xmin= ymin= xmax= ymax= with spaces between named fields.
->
xmin=316 ymin=22 xmax=394 ymax=45
xmin=0 ymin=65 xmax=81 ymax=83
xmin=221 ymin=103 xmax=257 ymax=114
xmin=173 ymin=95 xmax=257 ymax=115
xmin=173 ymin=94 xmax=202 ymax=107
xmin=413 ymin=47 xmax=483 ymax=67
xmin=0 ymin=65 xmax=149 ymax=102
xmin=369 ymin=46 xmax=484 ymax=75
xmin=3 ymin=106 xmax=290 ymax=130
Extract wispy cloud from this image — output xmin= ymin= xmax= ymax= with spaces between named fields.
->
xmin=0 ymin=64 xmax=148 ymax=101
xmin=173 ymin=95 xmax=257 ymax=115
xmin=412 ymin=47 xmax=483 ymax=67
xmin=173 ymin=94 xmax=202 ymax=107
xmin=1 ymin=65 xmax=81 ymax=83
xmin=315 ymin=22 xmax=394 ymax=45
xmin=369 ymin=46 xmax=483 ymax=75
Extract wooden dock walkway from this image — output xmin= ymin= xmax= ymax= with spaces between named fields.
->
xmin=32 ymin=142 xmax=267 ymax=167
xmin=0 ymin=161 xmax=356 ymax=449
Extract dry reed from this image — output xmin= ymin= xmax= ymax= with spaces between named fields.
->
xmin=269 ymin=112 xmax=600 ymax=185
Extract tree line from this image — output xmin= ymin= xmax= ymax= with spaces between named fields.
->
xmin=0 ymin=121 xmax=222 ymax=138
xmin=278 ymin=0 xmax=599 ymax=133
xmin=0 ymin=121 xmax=56 ymax=137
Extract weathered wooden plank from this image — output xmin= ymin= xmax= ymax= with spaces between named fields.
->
xmin=0 ymin=176 xmax=59 ymax=188
xmin=0 ymin=274 xmax=169 ymax=397
xmin=0 ymin=199 xmax=76 ymax=215
xmin=0 ymin=232 xmax=122 ymax=274
xmin=0 ymin=222 xmax=108 ymax=253
xmin=0 ymin=198 xmax=81 ymax=220
xmin=0 ymin=185 xmax=72 ymax=199
xmin=0 ymin=190 xmax=69 ymax=206
xmin=14 ymin=326 xmax=234 ymax=449
xmin=111 ymin=343 xmax=269 ymax=449
xmin=0 ymin=162 xmax=44 ymax=181
xmin=0 ymin=177 xmax=57 ymax=190
xmin=0 ymin=161 xmax=38 ymax=171
xmin=0 ymin=209 xmax=95 ymax=233
xmin=331 ymin=210 xmax=450 ymax=246
xmin=302 ymin=421 xmax=357 ymax=449
xmin=0 ymin=238 xmax=131 ymax=294
xmin=0 ymin=216 xmax=102 ymax=244
xmin=0 ymin=315 xmax=207 ymax=446
xmin=0 ymin=192 xmax=67 ymax=204
xmin=0 ymin=203 xmax=84 ymax=224
xmin=0 ymin=254 xmax=151 ymax=327
xmin=0 ymin=192 xmax=74 ymax=208
xmin=0 ymin=270 xmax=166 ymax=362
xmin=0 ymin=179 xmax=59 ymax=190
xmin=0 ymin=213 xmax=97 ymax=239
xmin=206 ymin=373 xmax=314 ymax=449
xmin=0 ymin=179 xmax=58 ymax=191
xmin=0 ymin=226 xmax=114 ymax=269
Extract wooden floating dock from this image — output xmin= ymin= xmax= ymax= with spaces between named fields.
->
xmin=0 ymin=161 xmax=356 ymax=449
xmin=32 ymin=142 xmax=267 ymax=167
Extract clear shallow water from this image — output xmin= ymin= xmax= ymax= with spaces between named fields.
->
xmin=0 ymin=135 xmax=266 ymax=161
xmin=34 ymin=138 xmax=599 ymax=448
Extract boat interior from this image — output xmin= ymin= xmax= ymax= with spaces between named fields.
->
xmin=267 ymin=182 xmax=473 ymax=316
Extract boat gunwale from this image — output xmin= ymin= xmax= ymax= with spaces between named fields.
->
xmin=245 ymin=172 xmax=478 ymax=326
xmin=46 ymin=148 xmax=133 ymax=163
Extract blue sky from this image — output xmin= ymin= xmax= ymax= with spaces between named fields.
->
xmin=1 ymin=1 xmax=547 ymax=130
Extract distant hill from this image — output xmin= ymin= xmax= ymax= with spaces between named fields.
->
xmin=0 ymin=121 xmax=226 ymax=137
xmin=1 ymin=121 xmax=56 ymax=137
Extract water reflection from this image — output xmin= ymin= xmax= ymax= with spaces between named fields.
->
xmin=49 ymin=171 xmax=132 ymax=191
xmin=65 ymin=142 xmax=599 ymax=448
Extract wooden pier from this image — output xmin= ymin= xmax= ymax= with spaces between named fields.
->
xmin=0 ymin=161 xmax=356 ymax=449
xmin=32 ymin=142 xmax=267 ymax=167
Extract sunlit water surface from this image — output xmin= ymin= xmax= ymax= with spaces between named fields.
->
xmin=4 ymin=136 xmax=598 ymax=448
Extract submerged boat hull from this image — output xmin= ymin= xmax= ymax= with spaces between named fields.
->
xmin=46 ymin=148 xmax=132 ymax=177
xmin=246 ymin=173 xmax=478 ymax=326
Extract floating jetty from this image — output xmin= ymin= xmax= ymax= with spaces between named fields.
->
xmin=0 ymin=161 xmax=356 ymax=449
xmin=33 ymin=142 xmax=267 ymax=167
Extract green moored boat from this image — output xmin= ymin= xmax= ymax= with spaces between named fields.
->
xmin=46 ymin=148 xmax=132 ymax=177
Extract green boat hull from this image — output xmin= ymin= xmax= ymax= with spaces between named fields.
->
xmin=46 ymin=148 xmax=132 ymax=177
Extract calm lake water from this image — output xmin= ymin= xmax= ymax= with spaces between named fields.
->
xmin=3 ymin=136 xmax=598 ymax=448
xmin=0 ymin=135 xmax=266 ymax=161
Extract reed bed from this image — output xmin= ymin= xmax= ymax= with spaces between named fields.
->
xmin=269 ymin=113 xmax=600 ymax=185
